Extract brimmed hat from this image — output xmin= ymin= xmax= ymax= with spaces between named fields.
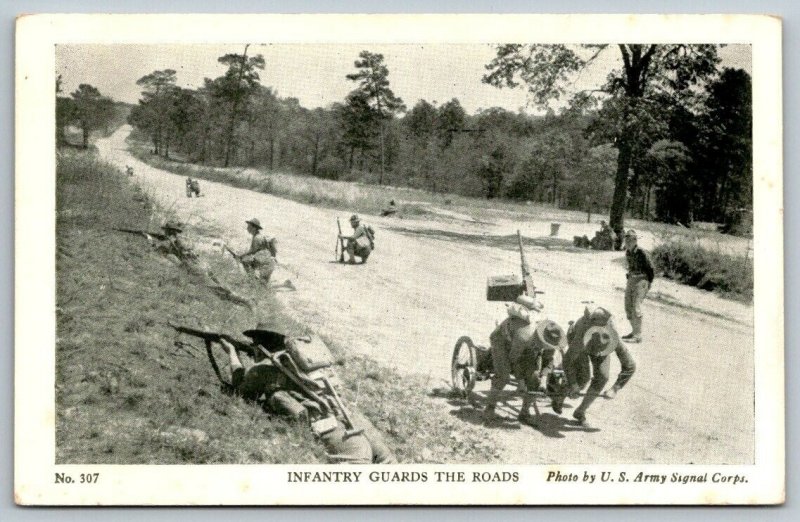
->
xmin=588 ymin=307 xmax=612 ymax=327
xmin=624 ymin=229 xmax=638 ymax=240
xmin=245 ymin=218 xmax=262 ymax=230
xmin=534 ymin=320 xmax=567 ymax=351
xmin=582 ymin=324 xmax=620 ymax=357
xmin=349 ymin=214 xmax=360 ymax=223
xmin=162 ymin=221 xmax=183 ymax=233
xmin=243 ymin=321 xmax=290 ymax=348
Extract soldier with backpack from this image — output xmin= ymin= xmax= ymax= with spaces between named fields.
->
xmin=339 ymin=214 xmax=375 ymax=264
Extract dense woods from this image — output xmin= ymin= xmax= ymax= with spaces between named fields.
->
xmin=91 ymin=45 xmax=750 ymax=234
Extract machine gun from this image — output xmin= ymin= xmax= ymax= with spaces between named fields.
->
xmin=486 ymin=230 xmax=544 ymax=302
xmin=114 ymin=228 xmax=168 ymax=241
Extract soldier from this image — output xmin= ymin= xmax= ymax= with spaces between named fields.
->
xmin=149 ymin=221 xmax=197 ymax=264
xmin=236 ymin=218 xmax=279 ymax=282
xmin=563 ymin=306 xmax=636 ymax=428
xmin=149 ymin=221 xmax=254 ymax=310
xmin=339 ymin=214 xmax=374 ymax=264
xmin=484 ymin=295 xmax=567 ymax=425
xmin=186 ymin=177 xmax=201 ymax=197
xmin=218 ymin=325 xmax=396 ymax=464
xmin=622 ymin=230 xmax=654 ymax=343
xmin=125 ymin=165 xmax=134 ymax=176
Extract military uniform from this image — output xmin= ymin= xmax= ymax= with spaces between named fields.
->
xmin=241 ymin=230 xmax=278 ymax=283
xmin=344 ymin=215 xmax=373 ymax=263
xmin=563 ymin=307 xmax=635 ymax=427
xmin=222 ymin=337 xmax=395 ymax=464
xmin=485 ymin=296 xmax=566 ymax=423
xmin=623 ymin=231 xmax=654 ymax=342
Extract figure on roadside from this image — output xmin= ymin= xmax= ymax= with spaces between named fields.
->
xmin=235 ymin=218 xmax=294 ymax=290
xmin=562 ymin=306 xmax=636 ymax=428
xmin=213 ymin=323 xmax=396 ymax=464
xmin=125 ymin=165 xmax=134 ymax=176
xmin=380 ymin=200 xmax=398 ymax=217
xmin=186 ymin=177 xmax=201 ymax=198
xmin=483 ymin=294 xmax=567 ymax=425
xmin=590 ymin=221 xmax=614 ymax=251
xmin=622 ymin=229 xmax=654 ymax=343
xmin=147 ymin=221 xmax=254 ymax=310
xmin=339 ymin=214 xmax=375 ymax=264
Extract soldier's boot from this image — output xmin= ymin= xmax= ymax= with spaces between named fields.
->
xmin=604 ymin=384 xmax=621 ymax=399
xmin=573 ymin=391 xmax=600 ymax=428
xmin=621 ymin=321 xmax=635 ymax=340
xmin=629 ymin=317 xmax=642 ymax=343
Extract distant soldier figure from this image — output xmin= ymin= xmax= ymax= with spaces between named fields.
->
xmin=339 ymin=214 xmax=374 ymax=264
xmin=590 ymin=221 xmax=614 ymax=251
xmin=484 ymin=295 xmax=567 ymax=425
xmin=125 ymin=165 xmax=134 ymax=176
xmin=217 ymin=324 xmax=396 ymax=464
xmin=380 ymin=200 xmax=398 ymax=217
xmin=563 ymin=306 xmax=636 ymax=428
xmin=186 ymin=177 xmax=201 ymax=197
xmin=622 ymin=230 xmax=654 ymax=343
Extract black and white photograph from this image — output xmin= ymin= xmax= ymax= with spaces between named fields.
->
xmin=15 ymin=14 xmax=783 ymax=505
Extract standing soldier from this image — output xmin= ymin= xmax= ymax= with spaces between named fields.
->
xmin=564 ymin=306 xmax=636 ymax=428
xmin=622 ymin=230 xmax=654 ymax=343
xmin=339 ymin=214 xmax=374 ymax=264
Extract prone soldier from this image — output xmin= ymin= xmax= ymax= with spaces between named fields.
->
xmin=176 ymin=322 xmax=396 ymax=464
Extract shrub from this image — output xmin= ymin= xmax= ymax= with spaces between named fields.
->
xmin=652 ymin=239 xmax=753 ymax=300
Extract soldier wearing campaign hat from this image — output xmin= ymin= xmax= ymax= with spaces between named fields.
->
xmin=236 ymin=217 xmax=279 ymax=283
xmin=484 ymin=295 xmax=567 ymax=425
xmin=623 ymin=229 xmax=654 ymax=343
xmin=563 ymin=306 xmax=636 ymax=428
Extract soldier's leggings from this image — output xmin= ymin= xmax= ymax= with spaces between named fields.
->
xmin=624 ymin=275 xmax=650 ymax=320
xmin=587 ymin=342 xmax=636 ymax=393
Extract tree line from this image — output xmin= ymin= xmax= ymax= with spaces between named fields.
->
xmin=60 ymin=45 xmax=752 ymax=236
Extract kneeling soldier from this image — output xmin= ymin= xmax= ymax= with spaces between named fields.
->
xmin=237 ymin=218 xmax=279 ymax=282
xmin=339 ymin=214 xmax=374 ymax=264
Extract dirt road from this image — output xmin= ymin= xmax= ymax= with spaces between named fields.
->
xmin=98 ymin=126 xmax=754 ymax=464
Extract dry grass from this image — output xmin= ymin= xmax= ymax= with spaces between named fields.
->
xmin=127 ymin=139 xmax=608 ymax=225
xmin=56 ymin=148 xmax=498 ymax=464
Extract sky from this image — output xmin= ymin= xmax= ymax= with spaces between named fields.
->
xmin=56 ymin=44 xmax=752 ymax=115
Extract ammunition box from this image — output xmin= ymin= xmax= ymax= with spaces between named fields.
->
xmin=486 ymin=274 xmax=525 ymax=301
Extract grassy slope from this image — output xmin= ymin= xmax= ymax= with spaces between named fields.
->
xmin=56 ymin=149 xmax=497 ymax=464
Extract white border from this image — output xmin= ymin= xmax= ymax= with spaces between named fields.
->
xmin=15 ymin=14 xmax=784 ymax=505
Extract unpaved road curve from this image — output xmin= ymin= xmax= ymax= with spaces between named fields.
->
xmin=98 ymin=126 xmax=753 ymax=464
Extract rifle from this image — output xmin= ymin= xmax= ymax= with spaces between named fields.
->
xmin=114 ymin=228 xmax=168 ymax=241
xmin=517 ymin=230 xmax=544 ymax=298
xmin=167 ymin=322 xmax=255 ymax=356
xmin=225 ymin=243 xmax=298 ymax=278
xmin=335 ymin=218 xmax=345 ymax=263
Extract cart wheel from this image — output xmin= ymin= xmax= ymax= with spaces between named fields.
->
xmin=451 ymin=336 xmax=478 ymax=398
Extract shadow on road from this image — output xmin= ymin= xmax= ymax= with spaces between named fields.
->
xmin=431 ymin=387 xmax=600 ymax=438
xmin=388 ymin=227 xmax=594 ymax=253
